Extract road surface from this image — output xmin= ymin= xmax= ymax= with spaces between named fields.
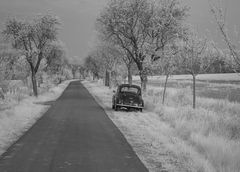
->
xmin=0 ymin=81 xmax=148 ymax=172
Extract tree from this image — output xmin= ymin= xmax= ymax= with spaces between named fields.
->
xmin=2 ymin=14 xmax=60 ymax=96
xmin=78 ymin=65 xmax=87 ymax=79
xmin=84 ymin=55 xmax=102 ymax=80
xmin=12 ymin=55 xmax=30 ymax=81
xmin=98 ymin=44 xmax=122 ymax=87
xmin=99 ymin=39 xmax=135 ymax=85
xmin=69 ymin=64 xmax=79 ymax=79
xmin=180 ymin=32 xmax=212 ymax=108
xmin=204 ymin=44 xmax=235 ymax=73
xmin=157 ymin=44 xmax=180 ymax=104
xmin=149 ymin=0 xmax=188 ymax=61
xmin=117 ymin=49 xmax=134 ymax=85
xmin=0 ymin=42 xmax=21 ymax=81
xmin=149 ymin=0 xmax=188 ymax=102
xmin=97 ymin=0 xmax=154 ymax=91
xmin=210 ymin=1 xmax=240 ymax=71
xmin=44 ymin=41 xmax=68 ymax=83
xmin=97 ymin=0 xmax=188 ymax=91
xmin=45 ymin=42 xmax=66 ymax=73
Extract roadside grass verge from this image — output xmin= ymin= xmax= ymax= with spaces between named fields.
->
xmin=83 ymin=80 xmax=240 ymax=172
xmin=145 ymin=73 xmax=240 ymax=82
xmin=0 ymin=80 xmax=60 ymax=111
xmin=146 ymin=86 xmax=240 ymax=172
xmin=0 ymin=80 xmax=70 ymax=156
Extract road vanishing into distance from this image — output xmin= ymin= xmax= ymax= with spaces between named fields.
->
xmin=0 ymin=81 xmax=148 ymax=172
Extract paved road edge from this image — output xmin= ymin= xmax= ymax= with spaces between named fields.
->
xmin=81 ymin=80 xmax=150 ymax=172
xmin=0 ymin=80 xmax=71 ymax=158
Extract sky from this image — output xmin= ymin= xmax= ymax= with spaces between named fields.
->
xmin=0 ymin=0 xmax=239 ymax=63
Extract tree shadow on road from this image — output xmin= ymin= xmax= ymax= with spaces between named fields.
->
xmin=34 ymin=101 xmax=56 ymax=106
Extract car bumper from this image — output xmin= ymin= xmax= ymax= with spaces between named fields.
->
xmin=116 ymin=104 xmax=143 ymax=109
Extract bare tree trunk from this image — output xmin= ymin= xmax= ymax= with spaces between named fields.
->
xmin=31 ymin=70 xmax=38 ymax=97
xmin=136 ymin=62 xmax=147 ymax=91
xmin=162 ymin=74 xmax=169 ymax=105
xmin=192 ymin=74 xmax=196 ymax=109
xmin=0 ymin=87 xmax=4 ymax=100
xmin=105 ymin=70 xmax=110 ymax=87
xmin=27 ymin=58 xmax=38 ymax=97
xmin=127 ymin=66 xmax=132 ymax=85
xmin=109 ymin=71 xmax=112 ymax=88
xmin=140 ymin=73 xmax=147 ymax=92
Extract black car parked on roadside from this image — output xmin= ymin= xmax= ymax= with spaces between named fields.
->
xmin=112 ymin=84 xmax=144 ymax=112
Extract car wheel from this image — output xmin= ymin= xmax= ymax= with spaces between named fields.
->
xmin=139 ymin=108 xmax=142 ymax=112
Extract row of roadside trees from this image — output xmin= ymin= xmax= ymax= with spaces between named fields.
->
xmin=84 ymin=0 xmax=240 ymax=109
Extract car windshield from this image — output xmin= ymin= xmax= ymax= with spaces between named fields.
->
xmin=120 ymin=86 xmax=140 ymax=94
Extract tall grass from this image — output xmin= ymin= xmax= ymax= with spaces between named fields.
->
xmin=0 ymin=81 xmax=54 ymax=111
xmin=145 ymin=87 xmax=240 ymax=172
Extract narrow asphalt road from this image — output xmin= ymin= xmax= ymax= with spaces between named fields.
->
xmin=0 ymin=81 xmax=148 ymax=172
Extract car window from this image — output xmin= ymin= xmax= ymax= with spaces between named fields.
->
xmin=120 ymin=86 xmax=139 ymax=94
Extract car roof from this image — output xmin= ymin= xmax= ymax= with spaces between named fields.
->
xmin=118 ymin=84 xmax=141 ymax=89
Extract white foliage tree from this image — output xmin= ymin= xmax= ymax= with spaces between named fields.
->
xmin=210 ymin=0 xmax=240 ymax=71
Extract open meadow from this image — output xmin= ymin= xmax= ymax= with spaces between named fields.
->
xmin=135 ymin=73 xmax=240 ymax=103
xmin=83 ymin=73 xmax=240 ymax=172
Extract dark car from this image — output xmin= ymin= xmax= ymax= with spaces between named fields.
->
xmin=112 ymin=84 xmax=144 ymax=112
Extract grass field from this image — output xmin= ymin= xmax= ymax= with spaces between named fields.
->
xmin=145 ymin=73 xmax=240 ymax=82
xmin=134 ymin=73 xmax=240 ymax=103
xmin=84 ymin=73 xmax=240 ymax=172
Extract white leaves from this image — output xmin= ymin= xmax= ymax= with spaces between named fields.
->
xmin=210 ymin=0 xmax=240 ymax=69
xmin=3 ymin=14 xmax=60 ymax=53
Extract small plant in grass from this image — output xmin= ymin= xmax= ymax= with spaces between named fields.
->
xmin=157 ymin=45 xmax=180 ymax=105
xmin=179 ymin=31 xmax=214 ymax=108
